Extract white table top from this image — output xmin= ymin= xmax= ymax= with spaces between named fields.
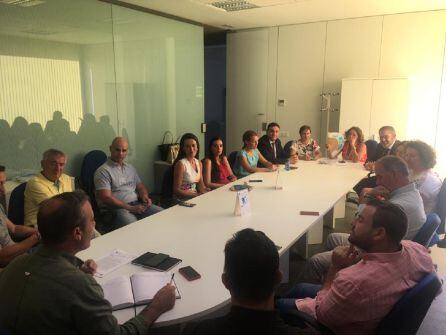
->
xmin=78 ymin=160 xmax=368 ymax=326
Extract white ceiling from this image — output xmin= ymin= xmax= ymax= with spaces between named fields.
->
xmin=121 ymin=0 xmax=446 ymax=30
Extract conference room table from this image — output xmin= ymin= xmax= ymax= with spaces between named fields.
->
xmin=78 ymin=159 xmax=368 ymax=326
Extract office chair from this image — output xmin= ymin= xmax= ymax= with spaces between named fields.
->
xmin=435 ymin=179 xmax=446 ymax=248
xmin=375 ymin=272 xmax=442 ymax=335
xmin=283 ymin=140 xmax=294 ymax=156
xmin=79 ymin=150 xmax=107 ymax=231
xmin=412 ymin=213 xmax=441 ymax=248
xmin=7 ymin=182 xmax=27 ymax=225
xmin=79 ymin=150 xmax=107 ymax=200
xmin=364 ymin=139 xmax=378 ymax=161
xmin=160 ymin=166 xmax=175 ymax=209
xmin=227 ymin=151 xmax=238 ymax=170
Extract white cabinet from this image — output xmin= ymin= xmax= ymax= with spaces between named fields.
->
xmin=339 ymin=78 xmax=409 ymax=140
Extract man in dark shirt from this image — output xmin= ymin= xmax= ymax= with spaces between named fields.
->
xmin=182 ymin=228 xmax=306 ymax=335
xmin=354 ymin=125 xmax=401 ymax=195
xmin=258 ymin=122 xmax=297 ymax=165
xmin=0 ymin=191 xmax=176 ymax=335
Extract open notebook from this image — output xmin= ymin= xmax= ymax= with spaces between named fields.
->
xmin=101 ymin=272 xmax=181 ymax=310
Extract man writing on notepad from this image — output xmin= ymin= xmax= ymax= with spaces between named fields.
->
xmin=0 ymin=191 xmax=175 ymax=335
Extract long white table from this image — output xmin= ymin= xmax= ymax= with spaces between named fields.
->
xmin=78 ymin=160 xmax=368 ymax=326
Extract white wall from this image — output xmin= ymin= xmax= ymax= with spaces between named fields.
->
xmin=226 ymin=28 xmax=274 ymax=152
xmin=227 ymin=10 xmax=446 ymax=177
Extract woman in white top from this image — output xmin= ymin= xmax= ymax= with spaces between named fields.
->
xmin=173 ymin=133 xmax=208 ymax=200
xmin=405 ymin=140 xmax=442 ymax=214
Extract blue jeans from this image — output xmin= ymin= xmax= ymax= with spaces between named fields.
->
xmin=106 ymin=202 xmax=163 ymax=232
xmin=275 ymin=283 xmax=322 ymax=313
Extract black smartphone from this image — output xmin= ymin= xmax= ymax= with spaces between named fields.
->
xmin=249 ymin=179 xmax=263 ymax=182
xmin=178 ymin=201 xmax=196 ymax=207
xmin=179 ymin=266 xmax=201 ymax=281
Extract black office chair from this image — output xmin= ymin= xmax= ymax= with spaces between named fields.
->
xmin=364 ymin=139 xmax=378 ymax=162
xmin=283 ymin=140 xmax=295 ymax=156
xmin=7 ymin=182 xmax=27 ymax=225
xmin=227 ymin=151 xmax=238 ymax=170
xmin=412 ymin=213 xmax=441 ymax=248
xmin=160 ymin=166 xmax=175 ymax=209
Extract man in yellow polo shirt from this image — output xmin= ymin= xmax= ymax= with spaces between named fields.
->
xmin=24 ymin=149 xmax=72 ymax=227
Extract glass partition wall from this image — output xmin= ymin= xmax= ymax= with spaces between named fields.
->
xmin=0 ymin=0 xmax=204 ymax=189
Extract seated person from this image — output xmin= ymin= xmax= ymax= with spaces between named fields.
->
xmin=183 ymin=228 xmax=306 ymax=335
xmin=0 ymin=165 xmax=39 ymax=267
xmin=95 ymin=137 xmax=162 ymax=232
xmin=364 ymin=126 xmax=400 ymax=171
xmin=258 ymin=122 xmax=298 ymax=165
xmin=233 ymin=130 xmax=278 ymax=178
xmin=277 ymin=199 xmax=435 ymax=335
xmin=405 ymin=140 xmax=442 ymax=214
xmin=0 ymin=191 xmax=176 ymax=334
xmin=203 ymin=137 xmax=237 ymax=189
xmin=290 ymin=125 xmax=321 ymax=161
xmin=327 ymin=126 xmax=367 ymax=163
xmin=173 ymin=133 xmax=208 ymax=200
xmin=303 ymin=156 xmax=426 ymax=284
xmin=353 ymin=126 xmax=401 ymax=194
xmin=24 ymin=149 xmax=73 ymax=227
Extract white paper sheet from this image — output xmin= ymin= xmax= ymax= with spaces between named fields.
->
xmin=95 ymin=249 xmax=136 ymax=278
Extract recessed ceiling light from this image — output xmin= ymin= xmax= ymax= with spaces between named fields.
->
xmin=211 ymin=0 xmax=258 ymax=12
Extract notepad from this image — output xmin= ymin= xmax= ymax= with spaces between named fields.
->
xmin=101 ymin=272 xmax=181 ymax=311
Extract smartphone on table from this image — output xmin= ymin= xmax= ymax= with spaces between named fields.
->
xmin=179 ymin=266 xmax=201 ymax=281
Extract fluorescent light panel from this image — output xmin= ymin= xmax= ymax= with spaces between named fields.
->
xmin=0 ymin=0 xmax=45 ymax=7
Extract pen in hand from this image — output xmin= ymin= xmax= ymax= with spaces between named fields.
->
xmin=170 ymin=273 xmax=175 ymax=285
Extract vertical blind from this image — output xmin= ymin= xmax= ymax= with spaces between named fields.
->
xmin=0 ymin=55 xmax=83 ymax=131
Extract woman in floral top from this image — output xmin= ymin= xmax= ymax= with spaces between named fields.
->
xmin=291 ymin=125 xmax=321 ymax=160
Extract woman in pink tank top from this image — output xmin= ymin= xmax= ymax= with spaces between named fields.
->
xmin=203 ymin=137 xmax=237 ymax=189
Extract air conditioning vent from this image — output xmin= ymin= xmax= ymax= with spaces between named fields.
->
xmin=210 ymin=0 xmax=258 ymax=12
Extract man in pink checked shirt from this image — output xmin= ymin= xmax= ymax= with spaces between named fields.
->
xmin=276 ymin=199 xmax=436 ymax=335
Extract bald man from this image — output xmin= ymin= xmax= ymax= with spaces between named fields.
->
xmin=94 ymin=137 xmax=162 ymax=232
